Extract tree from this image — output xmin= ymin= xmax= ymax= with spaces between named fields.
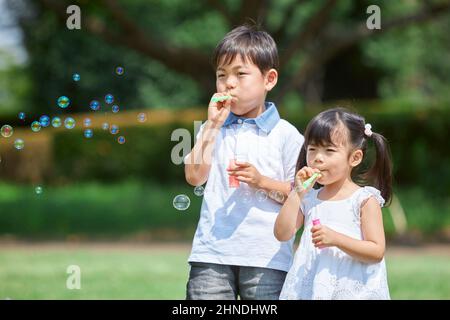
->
xmin=8 ymin=0 xmax=450 ymax=111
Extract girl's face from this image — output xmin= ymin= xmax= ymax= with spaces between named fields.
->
xmin=306 ymin=127 xmax=362 ymax=185
xmin=216 ymin=55 xmax=277 ymax=118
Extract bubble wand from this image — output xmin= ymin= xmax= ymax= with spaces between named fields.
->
xmin=211 ymin=95 xmax=232 ymax=103
xmin=302 ymin=172 xmax=321 ymax=189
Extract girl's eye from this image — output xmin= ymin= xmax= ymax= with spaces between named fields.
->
xmin=217 ymin=74 xmax=225 ymax=78
xmin=326 ymin=149 xmax=336 ymax=152
xmin=238 ymin=72 xmax=247 ymax=76
xmin=308 ymin=148 xmax=316 ymax=151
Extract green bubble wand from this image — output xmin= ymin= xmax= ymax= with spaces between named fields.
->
xmin=211 ymin=95 xmax=232 ymax=103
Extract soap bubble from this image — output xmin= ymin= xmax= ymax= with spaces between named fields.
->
xmin=240 ymin=190 xmax=253 ymax=204
xmin=115 ymin=66 xmax=124 ymax=75
xmin=256 ymin=189 xmax=268 ymax=202
xmin=31 ymin=121 xmax=41 ymax=132
xmin=73 ymin=73 xmax=80 ymax=81
xmin=84 ymin=129 xmax=93 ymax=138
xmin=137 ymin=112 xmax=147 ymax=123
xmin=269 ymin=190 xmax=285 ymax=203
xmin=83 ymin=118 xmax=92 ymax=127
xmin=39 ymin=115 xmax=50 ymax=127
xmin=0 ymin=125 xmax=13 ymax=138
xmin=18 ymin=112 xmax=26 ymax=120
xmin=105 ymin=94 xmax=114 ymax=104
xmin=51 ymin=117 xmax=62 ymax=128
xmin=35 ymin=186 xmax=43 ymax=195
xmin=194 ymin=186 xmax=204 ymax=197
xmin=102 ymin=122 xmax=109 ymax=130
xmin=117 ymin=136 xmax=126 ymax=144
xmin=112 ymin=105 xmax=120 ymax=113
xmin=64 ymin=117 xmax=76 ymax=129
xmin=90 ymin=100 xmax=100 ymax=111
xmin=14 ymin=139 xmax=24 ymax=150
xmin=57 ymin=96 xmax=70 ymax=109
xmin=173 ymin=194 xmax=190 ymax=211
xmin=110 ymin=125 xmax=119 ymax=135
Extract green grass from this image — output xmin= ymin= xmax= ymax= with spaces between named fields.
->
xmin=0 ymin=245 xmax=449 ymax=299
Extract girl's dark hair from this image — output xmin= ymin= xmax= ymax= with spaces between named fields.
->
xmin=212 ymin=23 xmax=279 ymax=74
xmin=296 ymin=107 xmax=393 ymax=205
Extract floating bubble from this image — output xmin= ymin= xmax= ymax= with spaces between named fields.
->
xmin=117 ymin=136 xmax=126 ymax=144
xmin=57 ymin=96 xmax=70 ymax=109
xmin=110 ymin=124 xmax=119 ymax=135
xmin=18 ymin=112 xmax=26 ymax=120
xmin=115 ymin=66 xmax=124 ymax=75
xmin=84 ymin=129 xmax=93 ymax=138
xmin=173 ymin=194 xmax=190 ymax=211
xmin=112 ymin=105 xmax=119 ymax=113
xmin=105 ymin=94 xmax=114 ymax=104
xmin=73 ymin=73 xmax=80 ymax=81
xmin=102 ymin=122 xmax=109 ymax=130
xmin=194 ymin=186 xmax=204 ymax=197
xmin=31 ymin=121 xmax=41 ymax=132
xmin=269 ymin=190 xmax=285 ymax=203
xmin=64 ymin=117 xmax=76 ymax=129
xmin=39 ymin=115 xmax=50 ymax=127
xmin=51 ymin=117 xmax=61 ymax=128
xmin=240 ymin=190 xmax=253 ymax=204
xmin=256 ymin=189 xmax=268 ymax=202
xmin=14 ymin=138 xmax=24 ymax=150
xmin=137 ymin=112 xmax=147 ymax=123
xmin=90 ymin=100 xmax=100 ymax=111
xmin=0 ymin=125 xmax=13 ymax=138
xmin=83 ymin=118 xmax=92 ymax=127
xmin=35 ymin=186 xmax=43 ymax=195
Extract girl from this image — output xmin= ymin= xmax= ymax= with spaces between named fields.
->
xmin=275 ymin=107 xmax=392 ymax=300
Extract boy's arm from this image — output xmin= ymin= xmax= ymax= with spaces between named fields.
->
xmin=185 ymin=92 xmax=231 ymax=186
xmin=184 ymin=120 xmax=221 ymax=186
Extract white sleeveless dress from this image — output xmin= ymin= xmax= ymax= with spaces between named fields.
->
xmin=279 ymin=186 xmax=390 ymax=300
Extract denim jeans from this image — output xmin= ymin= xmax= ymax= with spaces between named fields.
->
xmin=186 ymin=262 xmax=287 ymax=300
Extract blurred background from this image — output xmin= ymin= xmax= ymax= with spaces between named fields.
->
xmin=0 ymin=0 xmax=449 ymax=299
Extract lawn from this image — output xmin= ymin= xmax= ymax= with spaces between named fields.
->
xmin=0 ymin=244 xmax=449 ymax=299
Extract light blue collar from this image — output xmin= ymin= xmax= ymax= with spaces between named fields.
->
xmin=222 ymin=101 xmax=280 ymax=133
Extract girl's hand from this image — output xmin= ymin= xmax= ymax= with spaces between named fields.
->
xmin=208 ymin=92 xmax=231 ymax=127
xmin=294 ymin=166 xmax=321 ymax=197
xmin=311 ymin=225 xmax=339 ymax=248
xmin=227 ymin=161 xmax=262 ymax=189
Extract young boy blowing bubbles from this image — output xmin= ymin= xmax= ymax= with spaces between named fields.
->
xmin=184 ymin=24 xmax=304 ymax=300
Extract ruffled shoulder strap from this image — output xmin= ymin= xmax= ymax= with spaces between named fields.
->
xmin=355 ymin=186 xmax=385 ymax=208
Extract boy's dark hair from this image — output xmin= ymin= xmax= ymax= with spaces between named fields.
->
xmin=296 ymin=107 xmax=393 ymax=205
xmin=212 ymin=24 xmax=279 ymax=74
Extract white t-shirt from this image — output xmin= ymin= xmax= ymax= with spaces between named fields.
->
xmin=185 ymin=102 xmax=304 ymax=272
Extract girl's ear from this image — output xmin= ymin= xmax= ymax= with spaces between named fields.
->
xmin=349 ymin=149 xmax=363 ymax=168
xmin=264 ymin=69 xmax=278 ymax=91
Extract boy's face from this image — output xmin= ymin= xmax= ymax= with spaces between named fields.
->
xmin=216 ymin=55 xmax=277 ymax=118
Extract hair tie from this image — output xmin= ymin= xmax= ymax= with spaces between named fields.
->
xmin=364 ymin=123 xmax=373 ymax=137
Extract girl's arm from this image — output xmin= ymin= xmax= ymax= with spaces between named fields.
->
xmin=311 ymin=197 xmax=386 ymax=263
xmin=274 ymin=190 xmax=304 ymax=242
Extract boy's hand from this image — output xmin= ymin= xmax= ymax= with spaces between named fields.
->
xmin=208 ymin=92 xmax=231 ymax=127
xmin=227 ymin=161 xmax=262 ymax=189
xmin=294 ymin=166 xmax=321 ymax=197
xmin=311 ymin=224 xmax=339 ymax=248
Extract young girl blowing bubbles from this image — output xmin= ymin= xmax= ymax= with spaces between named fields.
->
xmin=275 ymin=107 xmax=392 ymax=300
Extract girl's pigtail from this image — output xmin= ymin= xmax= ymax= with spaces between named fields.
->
xmin=367 ymin=132 xmax=393 ymax=205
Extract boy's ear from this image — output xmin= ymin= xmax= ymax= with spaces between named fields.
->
xmin=349 ymin=149 xmax=363 ymax=168
xmin=264 ymin=69 xmax=278 ymax=91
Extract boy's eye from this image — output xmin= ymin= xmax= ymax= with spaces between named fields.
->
xmin=217 ymin=74 xmax=225 ymax=78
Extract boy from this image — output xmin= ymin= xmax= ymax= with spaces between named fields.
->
xmin=184 ymin=24 xmax=304 ymax=300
